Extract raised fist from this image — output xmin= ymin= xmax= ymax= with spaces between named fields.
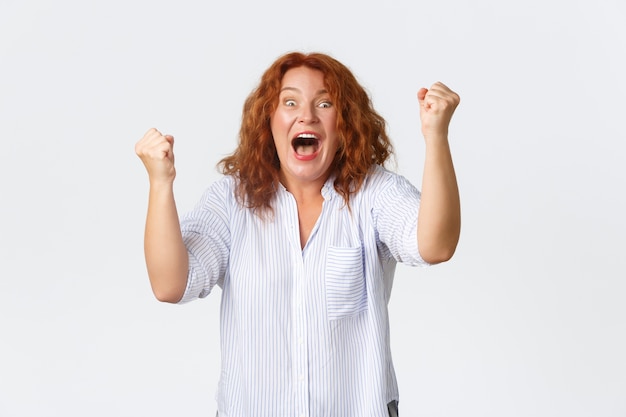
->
xmin=135 ymin=128 xmax=176 ymax=184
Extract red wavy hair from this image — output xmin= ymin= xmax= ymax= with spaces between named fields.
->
xmin=219 ymin=51 xmax=393 ymax=215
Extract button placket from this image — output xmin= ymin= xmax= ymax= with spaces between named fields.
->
xmin=285 ymin=192 xmax=310 ymax=417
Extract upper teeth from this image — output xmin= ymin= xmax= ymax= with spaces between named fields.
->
xmin=297 ymin=133 xmax=317 ymax=139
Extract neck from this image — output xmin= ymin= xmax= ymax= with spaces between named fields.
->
xmin=279 ymin=174 xmax=329 ymax=204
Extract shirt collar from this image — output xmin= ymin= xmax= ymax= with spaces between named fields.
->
xmin=321 ymin=175 xmax=337 ymax=201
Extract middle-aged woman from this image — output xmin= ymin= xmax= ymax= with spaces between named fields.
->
xmin=135 ymin=51 xmax=461 ymax=417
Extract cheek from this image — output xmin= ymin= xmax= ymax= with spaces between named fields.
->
xmin=270 ymin=112 xmax=290 ymax=135
xmin=326 ymin=118 xmax=340 ymax=145
xmin=326 ymin=113 xmax=338 ymax=134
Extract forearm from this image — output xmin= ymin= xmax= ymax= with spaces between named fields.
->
xmin=417 ymin=136 xmax=461 ymax=264
xmin=144 ymin=182 xmax=189 ymax=303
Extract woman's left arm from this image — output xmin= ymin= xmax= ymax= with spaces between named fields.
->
xmin=416 ymin=82 xmax=461 ymax=264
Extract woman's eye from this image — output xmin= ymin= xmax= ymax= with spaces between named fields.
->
xmin=285 ymin=99 xmax=296 ymax=106
xmin=319 ymin=101 xmax=332 ymax=108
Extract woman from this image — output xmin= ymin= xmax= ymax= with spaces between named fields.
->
xmin=135 ymin=51 xmax=460 ymax=417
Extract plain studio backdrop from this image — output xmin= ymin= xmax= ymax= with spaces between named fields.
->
xmin=1 ymin=0 xmax=624 ymax=416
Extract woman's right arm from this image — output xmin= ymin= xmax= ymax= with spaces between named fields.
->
xmin=135 ymin=128 xmax=189 ymax=303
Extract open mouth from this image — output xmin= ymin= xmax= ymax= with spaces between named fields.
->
xmin=291 ymin=133 xmax=320 ymax=156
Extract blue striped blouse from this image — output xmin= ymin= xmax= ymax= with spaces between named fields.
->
xmin=179 ymin=164 xmax=428 ymax=417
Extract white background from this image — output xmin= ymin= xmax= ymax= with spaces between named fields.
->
xmin=1 ymin=0 xmax=625 ymax=416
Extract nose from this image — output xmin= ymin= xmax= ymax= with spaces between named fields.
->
xmin=298 ymin=104 xmax=318 ymax=124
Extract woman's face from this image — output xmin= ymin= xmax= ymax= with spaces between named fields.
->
xmin=270 ymin=66 xmax=339 ymax=191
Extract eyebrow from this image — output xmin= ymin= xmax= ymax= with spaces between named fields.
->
xmin=279 ymin=87 xmax=329 ymax=96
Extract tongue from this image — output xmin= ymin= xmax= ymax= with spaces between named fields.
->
xmin=293 ymin=137 xmax=319 ymax=156
xmin=295 ymin=144 xmax=317 ymax=155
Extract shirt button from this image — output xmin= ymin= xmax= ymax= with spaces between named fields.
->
xmin=298 ymin=337 xmax=303 ymax=345
xmin=298 ymin=374 xmax=304 ymax=381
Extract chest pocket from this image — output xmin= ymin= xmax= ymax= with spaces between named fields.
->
xmin=325 ymin=245 xmax=367 ymax=320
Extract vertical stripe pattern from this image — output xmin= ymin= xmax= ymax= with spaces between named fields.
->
xmin=179 ymin=165 xmax=428 ymax=417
